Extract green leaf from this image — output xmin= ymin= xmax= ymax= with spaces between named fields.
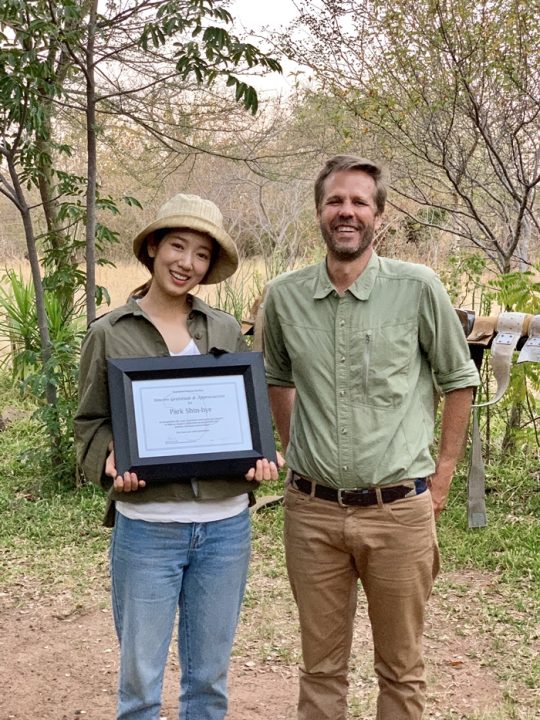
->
xmin=235 ymin=81 xmax=245 ymax=103
xmin=122 ymin=195 xmax=143 ymax=209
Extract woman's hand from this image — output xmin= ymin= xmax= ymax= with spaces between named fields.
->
xmin=105 ymin=443 xmax=146 ymax=493
xmin=245 ymin=451 xmax=285 ymax=483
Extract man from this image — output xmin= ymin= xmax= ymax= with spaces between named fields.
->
xmin=263 ymin=155 xmax=479 ymax=720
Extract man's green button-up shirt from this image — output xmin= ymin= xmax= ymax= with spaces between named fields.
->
xmin=263 ymin=253 xmax=480 ymax=489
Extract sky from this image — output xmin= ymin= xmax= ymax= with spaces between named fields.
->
xmin=230 ymin=0 xmax=305 ymax=94
xmin=231 ymin=0 xmax=299 ymax=32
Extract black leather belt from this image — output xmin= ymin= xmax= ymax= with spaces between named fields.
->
xmin=291 ymin=473 xmax=428 ymax=507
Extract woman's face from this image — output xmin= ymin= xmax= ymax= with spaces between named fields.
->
xmin=147 ymin=229 xmax=214 ymax=298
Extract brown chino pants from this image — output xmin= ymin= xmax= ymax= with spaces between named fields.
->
xmin=284 ymin=484 xmax=440 ymax=720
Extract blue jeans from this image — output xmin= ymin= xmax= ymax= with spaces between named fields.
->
xmin=110 ymin=509 xmax=251 ymax=720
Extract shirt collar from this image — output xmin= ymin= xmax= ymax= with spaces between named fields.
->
xmin=313 ymin=251 xmax=380 ymax=301
xmin=109 ymin=294 xmax=213 ymax=325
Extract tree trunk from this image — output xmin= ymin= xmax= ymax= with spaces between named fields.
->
xmin=501 ymin=402 xmax=521 ymax=456
xmin=517 ymin=215 xmax=530 ymax=272
xmin=85 ymin=0 xmax=98 ymax=324
xmin=7 ymin=152 xmax=56 ymax=408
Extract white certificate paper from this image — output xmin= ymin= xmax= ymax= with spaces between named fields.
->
xmin=132 ymin=375 xmax=253 ymax=457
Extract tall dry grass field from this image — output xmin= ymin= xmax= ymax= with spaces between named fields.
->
xmin=1 ymin=256 xmax=267 ymax=316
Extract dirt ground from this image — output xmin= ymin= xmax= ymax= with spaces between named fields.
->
xmin=3 ymin=566 xmax=536 ymax=720
xmin=2 ymin=590 xmax=298 ymax=720
xmin=0 ymin=601 xmax=297 ymax=720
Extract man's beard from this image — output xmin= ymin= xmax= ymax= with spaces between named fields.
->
xmin=320 ymin=221 xmax=375 ymax=261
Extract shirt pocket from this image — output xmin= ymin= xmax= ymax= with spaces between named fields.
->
xmin=350 ymin=323 xmax=415 ymax=408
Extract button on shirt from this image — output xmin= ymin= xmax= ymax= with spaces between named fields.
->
xmin=263 ymin=252 xmax=480 ymax=489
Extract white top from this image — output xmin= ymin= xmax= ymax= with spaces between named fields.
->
xmin=116 ymin=338 xmax=249 ymax=523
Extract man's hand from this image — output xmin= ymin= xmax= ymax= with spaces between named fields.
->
xmin=428 ymin=466 xmax=453 ymax=519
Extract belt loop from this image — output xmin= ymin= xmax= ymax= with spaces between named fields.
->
xmin=375 ymin=487 xmax=383 ymax=507
xmin=309 ymin=478 xmax=316 ymax=498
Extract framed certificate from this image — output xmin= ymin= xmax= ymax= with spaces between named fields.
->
xmin=107 ymin=352 xmax=276 ymax=482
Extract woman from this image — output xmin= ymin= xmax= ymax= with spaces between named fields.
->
xmin=75 ymin=193 xmax=279 ymax=720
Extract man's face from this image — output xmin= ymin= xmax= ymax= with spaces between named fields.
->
xmin=317 ymin=170 xmax=382 ymax=261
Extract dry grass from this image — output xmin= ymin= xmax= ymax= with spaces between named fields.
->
xmin=0 ymin=256 xmax=268 ymax=315
xmin=0 ymin=259 xmax=208 ymax=312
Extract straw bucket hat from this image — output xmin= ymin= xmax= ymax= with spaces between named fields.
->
xmin=132 ymin=193 xmax=239 ymax=285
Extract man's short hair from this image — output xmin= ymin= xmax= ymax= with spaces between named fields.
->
xmin=314 ymin=155 xmax=387 ymax=216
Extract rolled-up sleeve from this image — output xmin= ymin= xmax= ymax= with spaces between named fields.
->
xmin=418 ymin=274 xmax=480 ymax=393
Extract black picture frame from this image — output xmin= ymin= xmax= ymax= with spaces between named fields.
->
xmin=107 ymin=351 xmax=276 ymax=482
